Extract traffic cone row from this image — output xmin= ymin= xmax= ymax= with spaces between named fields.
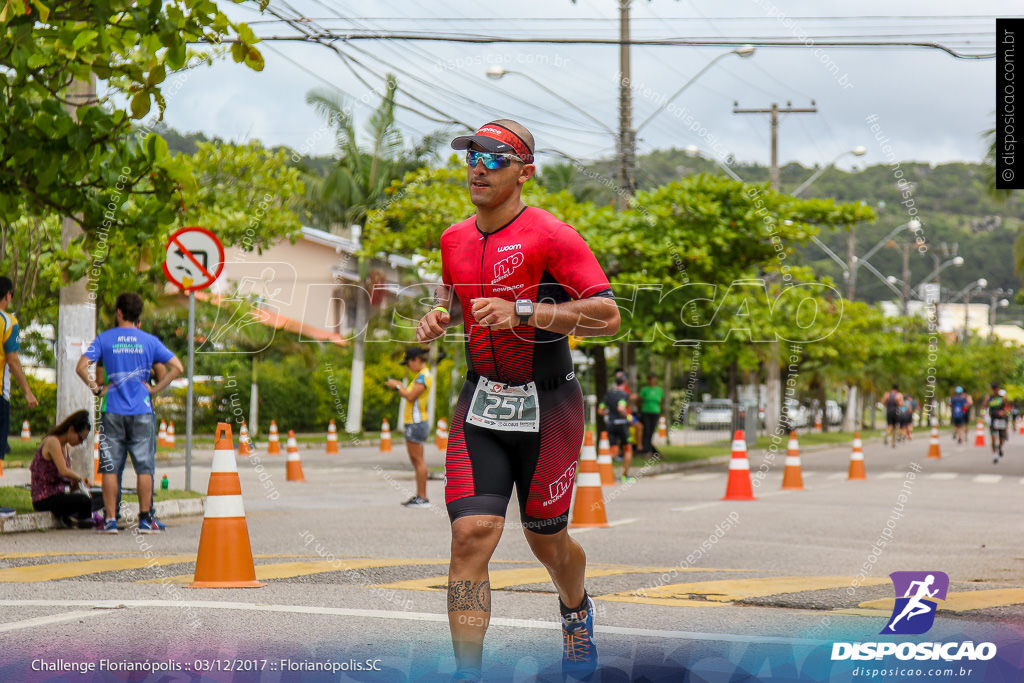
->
xmin=781 ymin=431 xmax=804 ymax=490
xmin=435 ymin=418 xmax=448 ymax=452
xmin=927 ymin=424 xmax=941 ymax=459
xmin=722 ymin=430 xmax=756 ymax=500
xmin=380 ymin=419 xmax=392 ymax=452
xmin=595 ymin=431 xmax=615 ymax=486
xmin=326 ymin=419 xmax=339 ymax=454
xmin=238 ymin=421 xmax=252 ymax=456
xmin=189 ymin=422 xmax=265 ymax=589
xmin=285 ymin=430 xmax=306 ymax=482
xmin=848 ymin=432 xmax=866 ymax=480
xmin=158 ymin=420 xmax=168 ymax=447
xmin=570 ymin=431 xmax=609 ymax=528
xmin=20 ymin=419 xmax=30 ymax=441
xmin=974 ymin=419 xmax=986 ymax=447
xmin=267 ymin=420 xmax=281 ymax=455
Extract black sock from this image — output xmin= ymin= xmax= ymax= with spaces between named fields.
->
xmin=559 ymin=591 xmax=589 ymax=619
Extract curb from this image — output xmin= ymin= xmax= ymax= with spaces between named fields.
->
xmin=0 ymin=497 xmax=205 ymax=535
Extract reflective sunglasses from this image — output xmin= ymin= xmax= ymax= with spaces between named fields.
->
xmin=465 ymin=150 xmax=523 ymax=170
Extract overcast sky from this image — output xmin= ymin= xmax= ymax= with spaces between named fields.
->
xmin=152 ymin=1 xmax=1007 ymax=176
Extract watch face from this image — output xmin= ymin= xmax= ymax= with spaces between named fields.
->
xmin=515 ymin=300 xmax=532 ymax=315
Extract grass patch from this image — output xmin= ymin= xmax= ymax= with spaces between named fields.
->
xmin=0 ymin=485 xmax=203 ymax=515
xmin=0 ymin=486 xmax=33 ymax=513
xmin=3 ymin=440 xmax=38 ymax=466
xmin=656 ymin=430 xmax=868 ymax=464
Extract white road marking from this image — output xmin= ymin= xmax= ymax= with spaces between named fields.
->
xmin=827 ymin=473 xmax=847 ymax=480
xmin=679 ymin=473 xmax=721 ymax=482
xmin=878 ymin=472 xmax=904 ymax=479
xmin=0 ymin=600 xmax=827 ymax=646
xmin=973 ymin=474 xmax=1002 ymax=484
xmin=926 ymin=473 xmax=958 ymax=480
xmin=571 ymin=518 xmax=639 ymax=534
xmin=671 ymin=502 xmax=723 ymax=513
xmin=0 ymin=610 xmax=107 ymax=633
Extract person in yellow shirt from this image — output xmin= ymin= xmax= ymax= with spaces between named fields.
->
xmin=385 ymin=347 xmax=432 ymax=508
xmin=0 ymin=276 xmax=38 ymax=462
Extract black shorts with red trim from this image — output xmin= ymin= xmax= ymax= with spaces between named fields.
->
xmin=444 ymin=378 xmax=584 ymax=534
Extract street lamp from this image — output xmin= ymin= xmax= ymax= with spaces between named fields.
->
xmin=683 ymin=144 xmax=742 ymax=181
xmin=950 ymin=278 xmax=987 ymax=344
xmin=791 ymin=146 xmax=867 ymax=197
xmin=485 ymin=66 xmax=617 ymax=138
xmin=635 ymin=45 xmax=756 ymax=134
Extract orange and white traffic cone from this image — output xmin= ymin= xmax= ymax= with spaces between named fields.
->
xmin=267 ymin=420 xmax=281 ymax=455
xmin=570 ymin=433 xmax=609 ymax=528
xmin=722 ymin=430 xmax=756 ymax=500
xmin=927 ymin=424 xmax=941 ymax=459
xmin=380 ymin=419 xmax=392 ymax=452
xmin=435 ymin=418 xmax=448 ymax=453
xmin=781 ymin=431 xmax=805 ymax=490
xmin=158 ymin=420 xmax=168 ymax=448
xmin=166 ymin=421 xmax=175 ymax=449
xmin=1019 ymin=420 xmax=1023 ymax=436
xmin=20 ymin=420 xmax=30 ymax=441
xmin=326 ymin=419 xmax=339 ymax=454
xmin=595 ymin=431 xmax=615 ymax=486
xmin=93 ymin=438 xmax=100 ymax=478
xmin=285 ymin=430 xmax=306 ymax=482
xmin=814 ymin=414 xmax=823 ymax=432
xmin=974 ymin=419 xmax=986 ymax=447
xmin=657 ymin=415 xmax=667 ymax=444
xmin=189 ymin=423 xmax=265 ymax=589
xmin=238 ymin=421 xmax=252 ymax=456
xmin=848 ymin=432 xmax=867 ymax=480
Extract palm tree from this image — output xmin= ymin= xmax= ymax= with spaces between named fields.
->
xmin=304 ymin=74 xmax=444 ymax=432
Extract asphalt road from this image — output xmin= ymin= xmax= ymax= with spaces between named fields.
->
xmin=1 ymin=429 xmax=1022 ymax=682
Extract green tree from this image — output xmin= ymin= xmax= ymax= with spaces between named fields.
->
xmin=0 ymin=0 xmax=264 ymax=237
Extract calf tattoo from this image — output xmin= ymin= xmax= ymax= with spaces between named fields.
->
xmin=448 ymin=580 xmax=491 ymax=613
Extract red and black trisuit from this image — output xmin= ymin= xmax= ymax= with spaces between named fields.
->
xmin=440 ymin=206 xmax=613 ymax=533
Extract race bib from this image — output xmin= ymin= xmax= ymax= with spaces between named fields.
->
xmin=992 ymin=418 xmax=1008 ymax=430
xmin=465 ymin=376 xmax=539 ymax=432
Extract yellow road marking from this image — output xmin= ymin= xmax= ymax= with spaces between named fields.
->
xmin=0 ymin=555 xmax=196 ymax=582
xmin=599 ymin=576 xmax=891 ymax=605
xmin=376 ymin=564 xmax=749 ymax=592
xmin=859 ymin=588 xmax=1024 ymax=613
xmin=137 ymin=558 xmax=452 ymax=584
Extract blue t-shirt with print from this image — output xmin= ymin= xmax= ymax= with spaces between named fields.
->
xmin=84 ymin=328 xmax=174 ymax=415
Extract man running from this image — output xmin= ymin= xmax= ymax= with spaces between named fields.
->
xmin=599 ymin=376 xmax=634 ymax=482
xmin=882 ymin=384 xmax=903 ymax=448
xmin=949 ymin=386 xmax=972 ymax=445
xmin=416 ymin=119 xmax=620 ymax=682
xmin=987 ymin=384 xmax=1009 ymax=463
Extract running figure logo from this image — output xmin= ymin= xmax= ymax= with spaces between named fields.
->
xmin=882 ymin=571 xmax=949 ymax=635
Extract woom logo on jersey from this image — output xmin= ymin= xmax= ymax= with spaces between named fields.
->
xmin=496 ymin=243 xmax=522 ymax=253
xmin=831 ymin=570 xmax=997 ymax=663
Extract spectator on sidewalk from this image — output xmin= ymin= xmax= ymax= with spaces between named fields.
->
xmin=385 ymin=347 xmax=432 ymax=508
xmin=77 ymin=292 xmax=182 ymax=534
xmin=30 ymin=410 xmax=95 ymax=528
xmin=0 ymin=276 xmax=38 ymax=463
xmin=638 ymin=373 xmax=664 ymax=456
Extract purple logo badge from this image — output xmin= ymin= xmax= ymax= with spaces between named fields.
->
xmin=882 ymin=571 xmax=949 ymax=635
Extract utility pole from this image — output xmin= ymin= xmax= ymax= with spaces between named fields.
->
xmin=732 ymin=102 xmax=818 ymax=190
xmin=732 ymin=101 xmax=817 ymax=435
xmin=58 ymin=76 xmax=98 ymax=479
xmin=617 ymin=0 xmax=636 ymax=209
xmin=846 ymin=228 xmax=857 ymax=301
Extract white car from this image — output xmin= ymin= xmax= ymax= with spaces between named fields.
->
xmin=697 ymin=399 xmax=735 ymax=427
xmin=782 ymin=399 xmax=809 ymax=428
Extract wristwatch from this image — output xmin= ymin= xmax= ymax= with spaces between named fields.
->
xmin=514 ymin=299 xmax=534 ymax=327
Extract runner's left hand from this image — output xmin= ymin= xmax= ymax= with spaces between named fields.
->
xmin=470 ymin=297 xmax=518 ymax=330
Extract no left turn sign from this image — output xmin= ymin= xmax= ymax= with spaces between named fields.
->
xmin=163 ymin=226 xmax=225 ymax=292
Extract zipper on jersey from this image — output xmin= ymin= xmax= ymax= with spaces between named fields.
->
xmin=479 ymin=232 xmax=503 ymax=383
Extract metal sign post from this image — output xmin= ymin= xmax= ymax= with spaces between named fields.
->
xmin=163 ymin=226 xmax=224 ymax=492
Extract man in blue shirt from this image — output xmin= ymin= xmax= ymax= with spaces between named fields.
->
xmin=77 ymin=293 xmax=182 ymax=533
